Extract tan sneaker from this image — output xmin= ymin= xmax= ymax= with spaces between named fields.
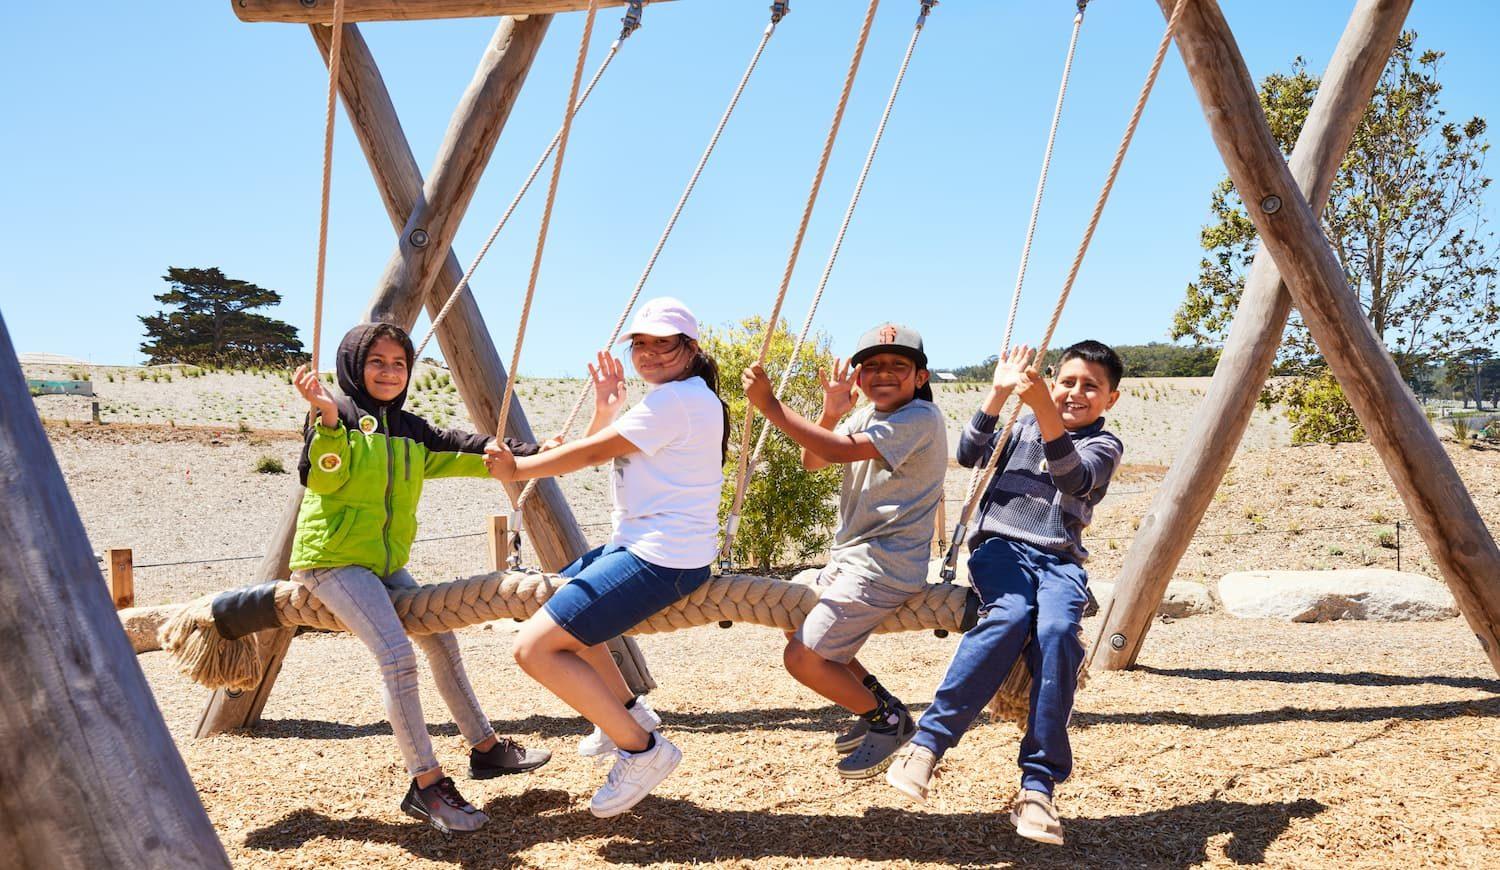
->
xmin=1010 ymin=789 xmax=1064 ymax=845
xmin=884 ymin=744 xmax=938 ymax=803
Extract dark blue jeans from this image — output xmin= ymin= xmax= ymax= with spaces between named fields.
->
xmin=911 ymin=536 xmax=1088 ymax=795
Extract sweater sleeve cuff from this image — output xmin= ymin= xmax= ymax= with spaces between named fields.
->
xmin=969 ymin=410 xmax=999 ymax=433
xmin=1042 ymin=434 xmax=1082 ymax=473
xmin=313 ymin=421 xmax=345 ymax=438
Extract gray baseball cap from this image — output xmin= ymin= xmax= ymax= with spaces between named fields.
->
xmin=849 ymin=323 xmax=933 ymax=402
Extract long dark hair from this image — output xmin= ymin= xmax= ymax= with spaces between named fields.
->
xmin=677 ymin=339 xmax=731 ymax=465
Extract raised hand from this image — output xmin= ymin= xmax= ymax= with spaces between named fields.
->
xmin=992 ymin=345 xmax=1037 ymax=396
xmin=588 ymin=350 xmax=628 ymax=422
xmin=818 ymin=358 xmax=859 ymax=420
xmin=483 ymin=440 xmax=517 ymax=482
xmin=293 ymin=364 xmax=338 ymax=427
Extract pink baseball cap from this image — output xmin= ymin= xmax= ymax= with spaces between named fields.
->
xmin=619 ymin=296 xmax=700 ymax=342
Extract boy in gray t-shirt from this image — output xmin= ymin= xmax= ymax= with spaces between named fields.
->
xmin=743 ymin=323 xmax=947 ymax=779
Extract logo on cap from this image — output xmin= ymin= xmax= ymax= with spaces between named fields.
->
xmin=879 ymin=325 xmax=899 ymax=344
xmin=358 ymin=415 xmax=378 ymax=435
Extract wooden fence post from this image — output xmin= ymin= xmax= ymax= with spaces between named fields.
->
xmin=106 ymin=548 xmax=134 ymax=610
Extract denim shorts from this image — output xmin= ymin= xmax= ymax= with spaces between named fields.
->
xmin=543 ymin=544 xmax=711 ymax=646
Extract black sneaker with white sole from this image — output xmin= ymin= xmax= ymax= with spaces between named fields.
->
xmin=469 ymin=737 xmax=551 ymax=779
xmin=400 ymin=776 xmax=489 ymax=834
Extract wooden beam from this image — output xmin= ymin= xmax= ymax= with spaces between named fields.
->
xmin=312 ymin=22 xmax=589 ymax=569
xmin=1092 ymin=0 xmax=1411 ymax=671
xmin=232 ymin=0 xmax=674 ymax=24
xmin=1156 ymin=0 xmax=1500 ymax=674
xmin=364 ymin=16 xmax=549 ymax=328
xmin=0 ymin=313 xmax=228 ymax=867
xmin=314 ymin=22 xmax=651 ymax=690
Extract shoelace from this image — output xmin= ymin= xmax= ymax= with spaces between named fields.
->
xmin=432 ymin=777 xmax=472 ymax=811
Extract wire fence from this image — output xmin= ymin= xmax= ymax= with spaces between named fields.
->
xmin=118 ymin=515 xmax=1413 ymax=573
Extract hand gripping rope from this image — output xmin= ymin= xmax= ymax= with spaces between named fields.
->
xmin=508 ymin=1 xmax=796 ymax=533
xmin=938 ymin=0 xmax=1189 ymax=583
xmin=721 ymin=0 xmax=939 ymax=570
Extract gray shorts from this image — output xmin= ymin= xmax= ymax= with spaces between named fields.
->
xmin=794 ymin=566 xmax=922 ymax=664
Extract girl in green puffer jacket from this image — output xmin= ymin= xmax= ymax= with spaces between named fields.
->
xmin=290 ymin=321 xmax=548 ymax=835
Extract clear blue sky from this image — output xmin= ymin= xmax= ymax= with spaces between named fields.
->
xmin=3 ymin=1 xmax=1496 ymax=374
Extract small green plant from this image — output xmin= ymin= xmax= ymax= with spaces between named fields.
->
xmin=1260 ymin=370 xmax=1364 ymax=444
xmin=254 ymin=455 xmax=286 ymax=474
xmin=1327 ymin=545 xmax=1345 ymax=556
xmin=1376 ymin=530 xmax=1397 ymax=549
xmin=137 ymin=370 xmax=148 ymax=381
xmin=106 ymin=373 xmax=115 ymax=382
xmin=1449 ymin=416 xmax=1472 ymax=441
xmin=237 ymin=420 xmax=251 ymax=434
xmin=1368 ymin=510 xmax=1389 ymax=524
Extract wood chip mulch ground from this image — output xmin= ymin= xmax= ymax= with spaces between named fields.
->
xmin=140 ymin=613 xmax=1500 ymax=868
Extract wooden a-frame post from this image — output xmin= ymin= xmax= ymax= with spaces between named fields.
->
xmin=198 ymin=9 xmax=649 ymax=737
xmin=1101 ymin=0 xmax=1500 ymax=677
xmin=0 ymin=312 xmax=229 ymax=867
xmin=1091 ymin=0 xmax=1411 ymax=670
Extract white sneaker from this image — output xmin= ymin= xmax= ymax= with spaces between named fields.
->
xmin=588 ymin=733 xmax=682 ymax=818
xmin=578 ymin=698 xmax=662 ymax=757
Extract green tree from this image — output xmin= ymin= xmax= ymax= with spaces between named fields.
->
xmin=1172 ymin=33 xmax=1497 ymax=440
xmin=702 ymin=317 xmax=842 ymax=569
xmin=139 ymin=267 xmax=307 ymax=367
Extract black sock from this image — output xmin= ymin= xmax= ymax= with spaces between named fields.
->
xmin=628 ymin=733 xmax=656 ymax=755
xmin=862 ymin=674 xmax=899 ymax=708
xmin=860 ymin=696 xmax=901 ymax=733
xmin=624 ymin=696 xmax=638 ymax=711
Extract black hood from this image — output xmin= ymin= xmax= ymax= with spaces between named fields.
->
xmin=335 ymin=322 xmax=414 ymax=415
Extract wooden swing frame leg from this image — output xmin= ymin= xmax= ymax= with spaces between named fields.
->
xmin=197 ymin=15 xmax=649 ymax=737
xmin=1104 ymin=0 xmax=1500 ymax=677
xmin=1091 ymin=0 xmax=1412 ymax=671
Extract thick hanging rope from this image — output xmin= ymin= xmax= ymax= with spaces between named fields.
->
xmin=494 ymin=0 xmax=601 ymax=460
xmin=413 ymin=2 xmax=646 ymax=360
xmin=309 ymin=0 xmax=349 ymax=373
xmin=726 ymin=0 xmax=936 ymax=564
xmin=726 ymin=0 xmax=939 ymax=566
xmin=512 ymin=1 xmax=792 ymax=514
xmin=720 ymin=0 xmax=883 ymax=565
xmin=940 ymin=0 xmax=1188 ymax=581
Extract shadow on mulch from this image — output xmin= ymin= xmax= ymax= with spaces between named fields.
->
xmin=1137 ymin=666 xmax=1500 ymax=693
xmin=242 ymin=791 xmax=1324 ymax=868
xmin=1074 ymin=696 xmax=1500 ymax=730
xmin=243 ymin=705 xmax=908 ymax=742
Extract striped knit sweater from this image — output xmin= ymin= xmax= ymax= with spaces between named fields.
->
xmin=957 ymin=410 xmax=1124 ymax=565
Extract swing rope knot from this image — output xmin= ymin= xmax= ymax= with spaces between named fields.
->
xmin=770 ymin=2 xmax=791 ymax=25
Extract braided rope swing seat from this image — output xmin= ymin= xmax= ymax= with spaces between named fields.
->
xmin=159 ymin=570 xmax=1006 ymax=696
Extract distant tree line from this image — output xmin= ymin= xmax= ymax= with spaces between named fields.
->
xmin=942 ymin=342 xmax=1221 ymax=382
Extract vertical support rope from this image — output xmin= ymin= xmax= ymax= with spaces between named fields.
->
xmin=731 ymin=0 xmax=939 ymax=561
xmin=939 ymin=0 xmax=1187 ymax=581
xmin=414 ymin=27 xmax=636 ymax=359
xmin=309 ymin=0 xmax=348 ymax=373
xmin=494 ymin=1 xmax=601 ymax=452
xmin=515 ymin=9 xmax=787 ymax=512
xmin=720 ymin=0 xmax=883 ymax=565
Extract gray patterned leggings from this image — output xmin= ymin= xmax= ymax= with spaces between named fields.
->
xmin=294 ymin=565 xmax=496 ymax=777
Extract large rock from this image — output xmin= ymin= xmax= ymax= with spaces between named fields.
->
xmin=1088 ymin=580 xmax=1213 ymax=618
xmin=1218 ymin=569 xmax=1457 ymax=622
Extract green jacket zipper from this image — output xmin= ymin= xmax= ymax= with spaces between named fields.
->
xmin=381 ymin=407 xmax=394 ymax=577
xmin=405 ymin=439 xmax=411 ymax=481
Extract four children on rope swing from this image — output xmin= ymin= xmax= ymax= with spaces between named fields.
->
xmin=291 ymin=297 xmax=1122 ymax=845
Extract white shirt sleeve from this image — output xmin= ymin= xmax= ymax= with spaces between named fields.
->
xmin=612 ymin=384 xmax=690 ymax=457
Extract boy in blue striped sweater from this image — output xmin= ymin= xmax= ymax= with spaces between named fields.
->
xmin=884 ymin=340 xmax=1124 ymax=847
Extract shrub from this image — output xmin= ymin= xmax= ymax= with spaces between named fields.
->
xmin=1260 ymin=369 xmax=1364 ymax=444
xmin=702 ymin=317 xmax=842 ymax=570
xmin=254 ymin=455 xmax=286 ymax=474
xmin=1449 ymin=416 xmax=1471 ymax=441
xmin=1376 ymin=530 xmax=1397 ymax=549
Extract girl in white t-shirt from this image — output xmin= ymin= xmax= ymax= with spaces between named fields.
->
xmin=484 ymin=297 xmax=726 ymax=819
